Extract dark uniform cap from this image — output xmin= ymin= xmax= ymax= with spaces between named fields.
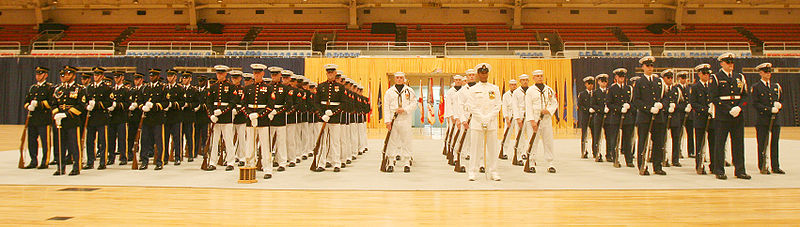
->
xmin=63 ymin=65 xmax=78 ymax=74
xmin=81 ymin=72 xmax=93 ymax=79
xmin=133 ymin=73 xmax=145 ymax=78
xmin=113 ymin=70 xmax=125 ymax=77
xmin=148 ymin=68 xmax=161 ymax=75
xmin=167 ymin=69 xmax=179 ymax=75
xmin=181 ymin=71 xmax=193 ymax=78
xmin=35 ymin=66 xmax=49 ymax=73
xmin=92 ymin=67 xmax=106 ymax=74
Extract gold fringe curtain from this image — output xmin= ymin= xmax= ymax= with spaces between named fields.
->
xmin=305 ymin=58 xmax=574 ymax=129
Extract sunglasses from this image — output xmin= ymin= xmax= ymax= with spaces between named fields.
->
xmin=36 ymin=71 xmax=46 ymax=74
xmin=644 ymin=63 xmax=654 ymax=67
xmin=326 ymin=69 xmax=336 ymax=72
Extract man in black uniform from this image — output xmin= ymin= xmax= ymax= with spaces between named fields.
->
xmin=633 ymin=56 xmax=667 ymax=176
xmin=244 ymin=63 xmax=274 ymax=178
xmin=194 ymin=74 xmax=209 ymax=160
xmin=664 ymin=71 xmax=689 ymax=167
xmin=108 ymin=70 xmax=131 ymax=165
xmin=52 ymin=66 xmax=86 ymax=176
xmin=206 ymin=65 xmax=238 ymax=171
xmin=606 ymin=68 xmax=636 ymax=167
xmin=751 ymin=63 xmax=784 ymax=175
xmin=83 ymin=67 xmax=112 ymax=170
xmin=127 ymin=73 xmax=144 ymax=165
xmin=677 ymin=72 xmax=695 ymax=159
xmin=23 ymin=66 xmax=55 ymax=169
xmin=709 ymin=53 xmax=750 ymax=180
xmin=181 ymin=71 xmax=201 ymax=162
xmin=576 ymin=76 xmax=594 ymax=159
xmin=690 ymin=64 xmax=715 ymax=175
xmin=163 ymin=69 xmax=184 ymax=165
xmin=139 ymin=69 xmax=168 ymax=170
xmin=590 ymin=74 xmax=609 ymax=162
xmin=229 ymin=70 xmax=247 ymax=167
xmin=315 ymin=64 xmax=346 ymax=172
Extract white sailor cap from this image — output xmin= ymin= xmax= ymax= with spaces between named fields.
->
xmin=465 ymin=69 xmax=477 ymax=75
xmin=694 ymin=63 xmax=712 ymax=72
xmin=660 ymin=69 xmax=675 ymax=78
xmin=394 ymin=72 xmax=406 ymax=77
xmin=518 ymin=74 xmax=529 ymax=80
xmin=290 ymin=74 xmax=300 ymax=80
xmin=717 ymin=52 xmax=736 ymax=62
xmin=595 ymin=74 xmax=609 ymax=80
xmin=228 ymin=70 xmax=243 ymax=76
xmin=453 ymin=74 xmax=464 ymax=80
xmin=474 ymin=63 xmax=491 ymax=73
xmin=638 ymin=56 xmax=655 ymax=65
xmin=630 ymin=76 xmax=641 ymax=82
xmin=509 ymin=79 xmax=517 ymax=84
xmin=582 ymin=76 xmax=595 ymax=82
xmin=309 ymin=82 xmax=317 ymax=86
xmin=264 ymin=77 xmax=273 ymax=82
xmin=340 ymin=74 xmax=348 ymax=79
xmin=676 ymin=71 xmax=690 ymax=78
xmin=336 ymin=70 xmax=343 ymax=76
xmin=268 ymin=66 xmax=283 ymax=73
xmin=213 ymin=65 xmax=230 ymax=72
xmin=243 ymin=73 xmax=254 ymax=79
xmin=531 ymin=70 xmax=544 ymax=76
xmin=756 ymin=62 xmax=773 ymax=72
xmin=613 ymin=68 xmax=628 ymax=75
xmin=250 ymin=64 xmax=267 ymax=71
xmin=324 ymin=64 xmax=338 ymax=70
xmin=281 ymin=70 xmax=293 ymax=76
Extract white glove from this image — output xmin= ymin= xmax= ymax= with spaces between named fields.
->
xmin=27 ymin=102 xmax=36 ymax=112
xmin=183 ymin=103 xmax=189 ymax=109
xmin=248 ymin=113 xmax=259 ymax=120
xmin=621 ymin=106 xmax=628 ymax=114
xmin=107 ymin=102 xmax=116 ymax=111
xmin=268 ymin=110 xmax=277 ymax=120
xmin=210 ymin=115 xmax=219 ymax=123
xmin=654 ymin=102 xmax=663 ymax=109
xmin=668 ymin=106 xmax=675 ymax=113
xmin=650 ymin=106 xmax=659 ymax=114
xmin=54 ymin=113 xmax=66 ymax=126
xmin=771 ymin=107 xmax=779 ymax=114
xmin=144 ymin=101 xmax=153 ymax=109
xmin=684 ymin=104 xmax=692 ymax=113
xmin=729 ymin=106 xmax=741 ymax=117
xmin=325 ymin=110 xmax=333 ymax=116
xmin=774 ymin=102 xmax=782 ymax=109
xmin=193 ymin=106 xmax=200 ymax=112
xmin=87 ymin=100 xmax=95 ymax=111
xmin=604 ymin=106 xmax=609 ymax=113
xmin=708 ymin=107 xmax=714 ymax=115
xmin=321 ymin=115 xmax=330 ymax=122
xmin=589 ymin=108 xmax=595 ymax=113
xmin=232 ymin=108 xmax=237 ymax=116
xmin=165 ymin=102 xmax=171 ymax=111
xmin=142 ymin=105 xmax=151 ymax=112
xmin=251 ymin=118 xmax=258 ymax=126
xmin=622 ymin=103 xmax=630 ymax=110
xmin=669 ymin=103 xmax=676 ymax=110
xmin=30 ymin=100 xmax=38 ymax=108
xmin=213 ymin=109 xmax=223 ymax=116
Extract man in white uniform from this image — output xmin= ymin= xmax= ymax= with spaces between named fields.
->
xmin=383 ymin=72 xmax=417 ymax=172
xmin=444 ymin=75 xmax=464 ymax=163
xmin=500 ymin=79 xmax=518 ymax=160
xmin=512 ymin=74 xmax=530 ymax=164
xmin=453 ymin=69 xmax=476 ymax=172
xmin=466 ymin=63 xmax=501 ymax=181
xmin=525 ymin=70 xmax=559 ymax=173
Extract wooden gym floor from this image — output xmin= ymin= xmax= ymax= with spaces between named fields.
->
xmin=2 ymin=125 xmax=799 ymax=225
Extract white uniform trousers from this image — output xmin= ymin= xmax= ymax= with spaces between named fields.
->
xmin=246 ymin=127 xmax=271 ymax=173
xmin=349 ymin=124 xmax=358 ymax=159
xmin=233 ymin=123 xmax=246 ymax=162
xmin=387 ymin=119 xmax=413 ymax=167
xmin=271 ymin=126 xmax=288 ymax=167
xmin=210 ymin=123 xmax=235 ymax=167
xmin=529 ymin=123 xmax=555 ymax=168
xmin=339 ymin=124 xmax=351 ymax=163
xmin=359 ymin=122 xmax=367 ymax=153
xmin=324 ymin=124 xmax=343 ymax=167
xmin=517 ymin=121 xmax=530 ymax=161
xmin=501 ymin=121 xmax=517 ymax=158
xmin=469 ymin=128 xmax=498 ymax=175
xmin=286 ymin=124 xmax=299 ymax=164
xmin=299 ymin=122 xmax=310 ymax=157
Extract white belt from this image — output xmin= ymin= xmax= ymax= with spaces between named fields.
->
xmin=214 ymin=102 xmax=229 ymax=106
xmin=248 ymin=104 xmax=268 ymax=108
xmin=321 ymin=101 xmax=340 ymax=106
xmin=719 ymin=95 xmax=741 ymax=101
xmin=274 ymin=105 xmax=284 ymax=108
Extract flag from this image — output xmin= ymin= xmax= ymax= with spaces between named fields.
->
xmin=418 ymin=79 xmax=424 ymax=125
xmin=562 ymin=81 xmax=568 ymax=126
xmin=427 ymin=77 xmax=436 ymax=125
xmin=378 ymin=82 xmax=383 ymax=120
xmin=438 ymin=77 xmax=445 ymax=124
xmin=367 ymin=78 xmax=372 ymax=123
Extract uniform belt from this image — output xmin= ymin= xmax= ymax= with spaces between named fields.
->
xmin=321 ymin=101 xmax=340 ymax=106
xmin=59 ymin=104 xmax=73 ymax=109
xmin=214 ymin=102 xmax=229 ymax=106
xmin=719 ymin=95 xmax=741 ymax=101
xmin=274 ymin=105 xmax=284 ymax=108
xmin=248 ymin=104 xmax=268 ymax=108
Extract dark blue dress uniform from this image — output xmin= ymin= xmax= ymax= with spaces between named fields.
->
xmin=709 ymin=66 xmax=749 ymax=179
xmin=126 ymin=75 xmax=144 ymax=164
xmin=665 ymin=82 xmax=688 ymax=166
xmin=606 ymin=81 xmax=635 ymax=166
xmin=83 ymin=67 xmax=113 ymax=169
xmin=576 ymin=78 xmax=594 ymax=159
xmin=108 ymin=73 xmax=131 ymax=165
xmin=689 ymin=76 xmax=715 ymax=174
xmin=633 ymin=73 xmax=668 ymax=175
xmin=678 ymin=82 xmax=695 ymax=158
xmin=52 ymin=66 xmax=87 ymax=175
xmin=163 ymin=75 xmax=185 ymax=165
xmin=590 ymin=83 xmax=608 ymax=161
xmin=139 ymin=69 xmax=169 ymax=170
xmin=750 ymin=66 xmax=783 ymax=174
xmin=194 ymin=76 xmax=210 ymax=159
xmin=180 ymin=72 xmax=201 ymax=161
xmin=23 ymin=67 xmax=55 ymax=169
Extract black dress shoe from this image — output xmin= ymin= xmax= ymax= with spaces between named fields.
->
xmin=37 ymin=164 xmax=48 ymax=169
xmin=302 ymin=155 xmax=308 ymax=160
xmin=82 ymin=164 xmax=94 ymax=170
xmin=595 ymin=155 xmax=603 ymax=162
xmin=24 ymin=163 xmax=38 ymax=169
xmin=672 ymin=163 xmax=682 ymax=167
xmin=696 ymin=168 xmax=707 ymax=175
xmin=341 ymin=163 xmax=346 ymax=168
xmin=662 ymin=161 xmax=671 ymax=167
xmin=479 ymin=167 xmax=485 ymax=173
xmin=626 ymin=163 xmax=635 ymax=168
xmin=735 ymin=173 xmax=751 ymax=180
xmin=333 ymin=167 xmax=340 ymax=172
xmin=654 ymin=170 xmax=667 ymax=175
xmin=525 ymin=167 xmax=536 ymax=173
xmin=352 ymin=156 xmax=357 ymax=160
xmin=404 ymin=166 xmax=410 ymax=173
xmin=688 ymin=154 xmax=695 ymax=158
xmin=760 ymin=169 xmax=771 ymax=175
xmin=263 ymin=174 xmax=272 ymax=179
xmin=396 ymin=155 xmax=401 ymax=161
xmin=315 ymin=167 xmax=325 ymax=172
xmin=187 ymin=158 xmax=194 ymax=162
xmin=548 ymin=167 xmax=556 ymax=173
xmin=581 ymin=152 xmax=588 ymax=159
xmin=288 ymin=162 xmax=296 ymax=167
xmin=725 ymin=161 xmax=731 ymax=167
xmin=606 ymin=157 xmax=613 ymax=162
xmin=277 ymin=166 xmax=285 ymax=172
xmin=204 ymin=165 xmax=215 ymax=171
xmin=174 ymin=160 xmax=181 ymax=166
xmin=273 ymin=162 xmax=279 ymax=167
xmin=119 ymin=160 xmax=127 ymax=165
xmin=107 ymin=160 xmax=115 ymax=165
xmin=53 ymin=170 xmax=65 ymax=176
xmin=465 ymin=155 xmax=470 ymax=160
xmin=225 ymin=165 xmax=234 ymax=171
xmin=65 ymin=159 xmax=73 ymax=165
xmin=325 ymin=163 xmax=332 ymax=168
xmin=139 ymin=163 xmax=149 ymax=170
xmin=68 ymin=169 xmax=80 ymax=176
xmin=346 ymin=160 xmax=352 ymax=164
xmin=238 ymin=161 xmax=244 ymax=167
xmin=772 ymin=169 xmax=785 ymax=174
xmin=49 ymin=161 xmax=58 ymax=165
xmin=639 ymin=170 xmax=650 ymax=176
xmin=97 ymin=164 xmax=106 ymax=170
xmin=716 ymin=174 xmax=727 ymax=180
xmin=386 ymin=166 xmax=394 ymax=172
xmin=460 ymin=166 xmax=466 ymax=172
xmin=154 ymin=165 xmax=163 ymax=170
xmin=501 ymin=155 xmax=508 ymax=160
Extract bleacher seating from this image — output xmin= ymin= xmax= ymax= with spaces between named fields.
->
xmin=124 ymin=23 xmax=248 ymax=45
xmin=59 ymin=24 xmax=128 ymax=42
xmin=0 ymin=24 xmax=38 ymax=45
xmin=620 ymin=24 xmax=750 ymax=45
xmin=741 ymin=24 xmax=800 ymax=42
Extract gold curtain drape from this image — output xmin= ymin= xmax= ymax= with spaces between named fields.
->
xmin=305 ymin=58 xmax=574 ymax=129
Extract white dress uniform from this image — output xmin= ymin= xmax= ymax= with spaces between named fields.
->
xmin=500 ymin=81 xmax=517 ymax=159
xmin=453 ymin=81 xmax=472 ymax=169
xmin=512 ymin=80 xmax=528 ymax=161
xmin=465 ymin=80 xmax=502 ymax=180
xmin=525 ymin=83 xmax=559 ymax=169
xmin=383 ymin=78 xmax=417 ymax=169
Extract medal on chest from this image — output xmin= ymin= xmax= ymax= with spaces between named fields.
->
xmin=489 ymin=91 xmax=495 ymax=100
